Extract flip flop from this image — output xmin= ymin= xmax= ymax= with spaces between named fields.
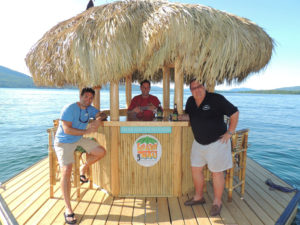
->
xmin=80 ymin=175 xmax=89 ymax=183
xmin=64 ymin=212 xmax=77 ymax=224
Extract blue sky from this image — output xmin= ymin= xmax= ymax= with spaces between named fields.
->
xmin=0 ymin=0 xmax=299 ymax=90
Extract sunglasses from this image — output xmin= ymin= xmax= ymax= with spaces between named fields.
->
xmin=190 ymin=84 xmax=203 ymax=91
xmin=79 ymin=108 xmax=89 ymax=123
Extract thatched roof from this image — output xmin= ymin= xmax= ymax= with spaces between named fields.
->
xmin=25 ymin=0 xmax=273 ymax=87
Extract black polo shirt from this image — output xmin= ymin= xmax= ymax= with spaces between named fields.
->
xmin=185 ymin=91 xmax=238 ymax=145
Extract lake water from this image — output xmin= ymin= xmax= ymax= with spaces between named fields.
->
xmin=0 ymin=88 xmax=299 ymax=224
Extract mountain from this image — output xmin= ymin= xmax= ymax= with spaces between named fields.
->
xmin=274 ymin=86 xmax=300 ymax=91
xmin=216 ymin=87 xmax=254 ymax=92
xmin=0 ymin=65 xmax=35 ymax=88
xmin=237 ymin=86 xmax=300 ymax=94
xmin=228 ymin=88 xmax=254 ymax=92
xmin=1 ymin=65 xmax=299 ymax=94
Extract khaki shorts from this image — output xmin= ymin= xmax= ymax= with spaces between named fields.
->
xmin=54 ymin=138 xmax=99 ymax=167
xmin=190 ymin=139 xmax=232 ymax=172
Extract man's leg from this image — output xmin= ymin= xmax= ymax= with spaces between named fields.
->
xmin=80 ymin=146 xmax=106 ymax=176
xmin=211 ymin=171 xmax=225 ymax=206
xmin=61 ymin=164 xmax=76 ymax=222
xmin=191 ymin=166 xmax=205 ymax=200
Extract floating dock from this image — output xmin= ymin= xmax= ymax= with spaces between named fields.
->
xmin=0 ymin=157 xmax=298 ymax=225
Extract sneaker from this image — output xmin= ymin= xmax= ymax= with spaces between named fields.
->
xmin=184 ymin=197 xmax=206 ymax=206
xmin=210 ymin=204 xmax=222 ymax=216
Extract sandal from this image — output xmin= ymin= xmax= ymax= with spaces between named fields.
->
xmin=64 ymin=212 xmax=77 ymax=224
xmin=80 ymin=175 xmax=89 ymax=183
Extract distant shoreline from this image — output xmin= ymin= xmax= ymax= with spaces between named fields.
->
xmin=1 ymin=86 xmax=299 ymax=95
xmin=217 ymin=90 xmax=300 ymax=95
xmin=1 ymin=65 xmax=299 ymax=94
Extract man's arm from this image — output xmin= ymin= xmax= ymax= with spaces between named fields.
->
xmin=128 ymin=106 xmax=142 ymax=114
xmin=220 ymin=110 xmax=239 ymax=143
xmin=61 ymin=120 xmax=101 ymax=136
xmin=227 ymin=111 xmax=239 ymax=134
xmin=95 ymin=111 xmax=107 ymax=121
xmin=127 ymin=97 xmax=142 ymax=114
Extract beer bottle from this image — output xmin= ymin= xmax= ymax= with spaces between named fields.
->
xmin=156 ymin=103 xmax=163 ymax=118
xmin=172 ymin=103 xmax=178 ymax=121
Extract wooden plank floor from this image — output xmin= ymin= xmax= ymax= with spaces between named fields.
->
xmin=0 ymin=157 xmax=297 ymax=225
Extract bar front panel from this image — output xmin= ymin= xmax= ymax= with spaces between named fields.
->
xmin=119 ymin=132 xmax=174 ymax=196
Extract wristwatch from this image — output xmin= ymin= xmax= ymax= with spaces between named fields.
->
xmin=228 ymin=131 xmax=234 ymax=135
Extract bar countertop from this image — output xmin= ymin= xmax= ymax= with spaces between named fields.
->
xmin=101 ymin=116 xmax=190 ymax=127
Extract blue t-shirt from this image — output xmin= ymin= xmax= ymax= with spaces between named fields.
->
xmin=55 ymin=103 xmax=99 ymax=143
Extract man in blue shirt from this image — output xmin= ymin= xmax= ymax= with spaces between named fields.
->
xmin=54 ymin=87 xmax=106 ymax=224
xmin=179 ymin=79 xmax=239 ymax=217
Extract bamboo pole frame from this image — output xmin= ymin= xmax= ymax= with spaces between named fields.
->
xmin=125 ymin=75 xmax=132 ymax=108
xmin=111 ymin=126 xmax=120 ymax=196
xmin=163 ymin=66 xmax=170 ymax=114
xmin=173 ymin=126 xmax=182 ymax=196
xmin=174 ymin=58 xmax=184 ymax=114
xmin=110 ymin=81 xmax=119 ymax=121
xmin=93 ymin=86 xmax=101 ymax=110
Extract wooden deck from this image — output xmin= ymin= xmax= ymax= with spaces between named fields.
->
xmin=0 ymin=157 xmax=297 ymax=225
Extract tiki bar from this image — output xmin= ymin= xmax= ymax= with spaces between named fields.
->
xmin=25 ymin=0 xmax=273 ymax=198
xmin=0 ymin=1 xmax=298 ymax=224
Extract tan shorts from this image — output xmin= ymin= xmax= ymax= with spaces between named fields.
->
xmin=54 ymin=138 xmax=99 ymax=167
xmin=190 ymin=139 xmax=232 ymax=172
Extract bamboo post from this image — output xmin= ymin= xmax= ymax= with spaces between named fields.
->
xmin=110 ymin=80 xmax=120 ymax=195
xmin=110 ymin=81 xmax=119 ymax=121
xmin=206 ymin=81 xmax=215 ymax=93
xmin=48 ymin=129 xmax=55 ymax=198
xmin=173 ymin=127 xmax=182 ymax=196
xmin=241 ymin=132 xmax=249 ymax=197
xmin=163 ymin=66 xmax=170 ymax=115
xmin=93 ymin=86 xmax=101 ymax=110
xmin=125 ymin=75 xmax=132 ymax=108
xmin=111 ymin=127 xmax=120 ymax=196
xmin=174 ymin=58 xmax=184 ymax=114
xmin=74 ymin=151 xmax=81 ymax=201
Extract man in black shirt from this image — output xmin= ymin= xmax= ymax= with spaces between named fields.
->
xmin=179 ymin=79 xmax=239 ymax=216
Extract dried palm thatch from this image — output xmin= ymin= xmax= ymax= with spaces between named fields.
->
xmin=25 ymin=0 xmax=273 ymax=87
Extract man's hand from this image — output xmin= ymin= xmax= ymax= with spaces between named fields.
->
xmin=220 ymin=132 xmax=232 ymax=144
xmin=86 ymin=120 xmax=102 ymax=134
xmin=95 ymin=112 xmax=107 ymax=121
xmin=132 ymin=106 xmax=142 ymax=113
xmin=178 ymin=114 xmax=190 ymax=121
xmin=147 ymin=103 xmax=156 ymax=112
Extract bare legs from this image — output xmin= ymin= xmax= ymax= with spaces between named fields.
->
xmin=191 ymin=166 xmax=224 ymax=207
xmin=61 ymin=164 xmax=75 ymax=222
xmin=211 ymin=171 xmax=224 ymax=206
xmin=60 ymin=145 xmax=106 ymax=223
xmin=191 ymin=166 xmax=205 ymax=200
xmin=80 ymin=146 xmax=106 ymax=176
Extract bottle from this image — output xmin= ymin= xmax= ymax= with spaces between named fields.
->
xmin=156 ymin=103 xmax=163 ymax=118
xmin=172 ymin=103 xmax=178 ymax=121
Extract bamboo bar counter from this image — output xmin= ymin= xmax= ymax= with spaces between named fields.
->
xmin=87 ymin=115 xmax=195 ymax=197
xmin=86 ymin=65 xmax=196 ymax=198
